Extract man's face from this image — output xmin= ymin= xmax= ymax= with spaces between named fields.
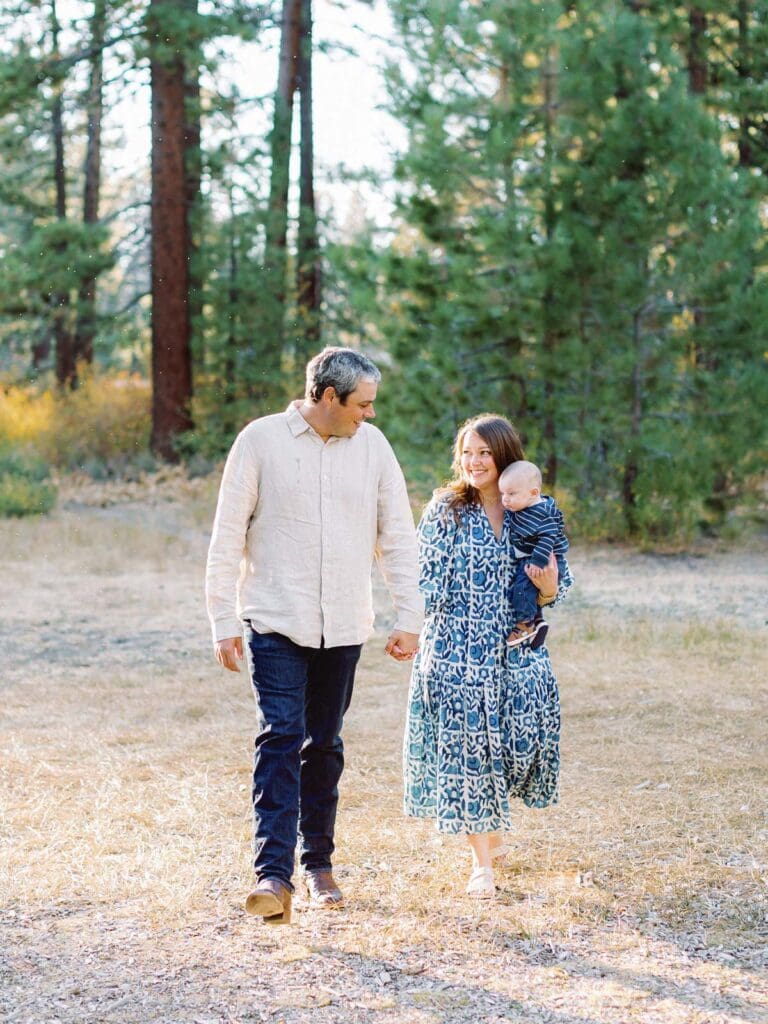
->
xmin=327 ymin=379 xmax=378 ymax=437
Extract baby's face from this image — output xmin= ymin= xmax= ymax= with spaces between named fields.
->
xmin=499 ymin=476 xmax=537 ymax=512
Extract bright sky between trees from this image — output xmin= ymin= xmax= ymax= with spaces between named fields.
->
xmin=100 ymin=0 xmax=403 ymax=230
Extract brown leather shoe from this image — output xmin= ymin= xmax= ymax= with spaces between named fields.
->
xmin=245 ymin=878 xmax=292 ymax=924
xmin=303 ymin=869 xmax=344 ymax=909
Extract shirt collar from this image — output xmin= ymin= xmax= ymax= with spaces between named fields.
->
xmin=285 ymin=401 xmax=313 ymax=437
xmin=284 ymin=400 xmax=351 ymax=445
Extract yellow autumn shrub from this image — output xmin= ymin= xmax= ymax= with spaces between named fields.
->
xmin=0 ymin=373 xmax=152 ymax=470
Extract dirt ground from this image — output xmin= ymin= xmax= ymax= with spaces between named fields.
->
xmin=1 ymin=476 xmax=766 ymax=1024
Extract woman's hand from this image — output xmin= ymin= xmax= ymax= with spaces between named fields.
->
xmin=525 ymin=553 xmax=558 ymax=604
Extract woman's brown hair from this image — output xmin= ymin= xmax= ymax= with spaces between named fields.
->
xmin=434 ymin=414 xmax=525 ymax=520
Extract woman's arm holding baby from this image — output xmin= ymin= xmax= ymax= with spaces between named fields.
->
xmin=526 ymin=553 xmax=559 ymax=604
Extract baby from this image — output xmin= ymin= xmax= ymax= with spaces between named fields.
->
xmin=498 ymin=460 xmax=569 ymax=648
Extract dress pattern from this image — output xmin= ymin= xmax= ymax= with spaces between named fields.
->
xmin=403 ymin=497 xmax=573 ymax=834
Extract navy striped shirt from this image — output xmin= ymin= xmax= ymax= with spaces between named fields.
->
xmin=507 ymin=495 xmax=569 ymax=569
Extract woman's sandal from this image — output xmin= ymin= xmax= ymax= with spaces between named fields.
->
xmin=466 ymin=866 xmax=495 ymax=899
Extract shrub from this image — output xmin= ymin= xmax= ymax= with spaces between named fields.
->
xmin=0 ymin=446 xmax=57 ymax=517
xmin=0 ymin=446 xmax=52 ymax=482
xmin=0 ymin=373 xmax=151 ymax=472
xmin=0 ymin=473 xmax=57 ymax=517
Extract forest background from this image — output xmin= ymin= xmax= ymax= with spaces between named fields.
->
xmin=0 ymin=0 xmax=766 ymax=543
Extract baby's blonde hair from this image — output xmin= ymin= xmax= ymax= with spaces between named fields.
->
xmin=499 ymin=459 xmax=542 ymax=490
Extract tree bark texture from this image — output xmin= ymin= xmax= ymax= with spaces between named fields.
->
xmin=260 ymin=0 xmax=302 ymax=393
xmin=736 ymin=0 xmax=753 ymax=167
xmin=149 ymin=0 xmax=194 ymax=460
xmin=74 ymin=0 xmax=107 ymax=374
xmin=687 ymin=7 xmax=707 ymax=94
xmin=295 ymin=0 xmax=320 ymax=365
xmin=184 ymin=0 xmax=203 ymax=367
xmin=622 ymin=307 xmax=644 ymax=532
xmin=51 ymin=0 xmax=76 ymax=388
xmin=541 ymin=49 xmax=558 ymax=488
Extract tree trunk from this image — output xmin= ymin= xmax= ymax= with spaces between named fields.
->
xmin=260 ymin=0 xmax=301 ymax=396
xmin=184 ymin=0 xmax=203 ymax=371
xmin=149 ymin=0 xmax=194 ymax=460
xmin=687 ymin=7 xmax=707 ymax=94
xmin=74 ymin=0 xmax=107 ymax=378
xmin=295 ymin=0 xmax=320 ymax=365
xmin=51 ymin=0 xmax=76 ymax=388
xmin=221 ymin=182 xmax=239 ymax=435
xmin=541 ymin=49 xmax=557 ymax=487
xmin=497 ymin=60 xmax=515 ymax=211
xmin=736 ymin=0 xmax=753 ymax=167
xmin=622 ymin=307 xmax=644 ymax=533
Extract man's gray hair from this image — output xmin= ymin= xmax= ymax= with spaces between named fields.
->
xmin=305 ymin=347 xmax=381 ymax=404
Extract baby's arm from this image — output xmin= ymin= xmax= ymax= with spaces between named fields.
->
xmin=527 ymin=531 xmax=557 ymax=570
xmin=525 ymin=505 xmax=562 ymax=569
xmin=525 ymin=553 xmax=558 ymax=597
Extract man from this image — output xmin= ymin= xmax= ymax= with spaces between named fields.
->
xmin=205 ymin=347 xmax=423 ymax=925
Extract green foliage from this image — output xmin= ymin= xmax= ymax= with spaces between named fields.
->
xmin=0 ymin=473 xmax=57 ymax=517
xmin=0 ymin=445 xmax=57 ymax=517
xmin=0 ymin=222 xmax=115 ymax=319
xmin=0 ymin=0 xmax=139 ymax=380
xmin=335 ymin=0 xmax=768 ymax=543
xmin=0 ymin=0 xmax=763 ymax=543
xmin=190 ymin=143 xmax=288 ymax=447
xmin=0 ymin=445 xmax=51 ymax=482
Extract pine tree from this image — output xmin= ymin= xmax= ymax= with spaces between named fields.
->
xmin=0 ymin=0 xmax=117 ymax=381
xmin=147 ymin=0 xmax=197 ymax=459
xmin=366 ymin=0 xmax=766 ymax=537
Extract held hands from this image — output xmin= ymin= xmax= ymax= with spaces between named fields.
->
xmin=215 ymin=636 xmax=243 ymax=672
xmin=385 ymin=629 xmax=419 ymax=662
xmin=216 ymin=632 xmax=419 ymax=668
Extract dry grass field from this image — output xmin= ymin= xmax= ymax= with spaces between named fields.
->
xmin=1 ymin=472 xmax=766 ymax=1024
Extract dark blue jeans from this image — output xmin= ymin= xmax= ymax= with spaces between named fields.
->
xmin=243 ymin=626 xmax=361 ymax=891
xmin=510 ymin=553 xmax=567 ymax=624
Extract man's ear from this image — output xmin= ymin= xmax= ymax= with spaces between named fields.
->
xmin=320 ymin=386 xmax=337 ymax=405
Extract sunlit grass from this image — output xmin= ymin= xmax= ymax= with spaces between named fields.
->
xmin=1 ymin=498 xmax=766 ymax=1022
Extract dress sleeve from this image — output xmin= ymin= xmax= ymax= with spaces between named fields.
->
xmin=417 ymin=498 xmax=458 ymax=614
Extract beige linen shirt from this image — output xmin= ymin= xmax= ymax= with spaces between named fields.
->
xmin=205 ymin=404 xmax=424 ymax=648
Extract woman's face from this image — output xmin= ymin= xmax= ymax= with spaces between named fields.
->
xmin=460 ymin=429 xmax=499 ymax=493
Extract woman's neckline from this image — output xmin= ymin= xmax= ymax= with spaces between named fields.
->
xmin=477 ymin=495 xmax=505 ymax=542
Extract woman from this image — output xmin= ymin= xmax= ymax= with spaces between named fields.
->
xmin=403 ymin=414 xmax=573 ymax=899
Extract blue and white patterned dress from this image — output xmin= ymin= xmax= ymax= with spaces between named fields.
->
xmin=403 ymin=497 xmax=573 ymax=834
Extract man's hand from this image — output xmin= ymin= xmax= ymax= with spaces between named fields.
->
xmin=385 ymin=630 xmax=419 ymax=662
xmin=215 ymin=636 xmax=243 ymax=672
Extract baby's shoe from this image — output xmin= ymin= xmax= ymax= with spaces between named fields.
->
xmin=507 ymin=619 xmax=548 ymax=649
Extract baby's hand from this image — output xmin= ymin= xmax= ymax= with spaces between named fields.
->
xmin=526 ymin=563 xmax=544 ymax=580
